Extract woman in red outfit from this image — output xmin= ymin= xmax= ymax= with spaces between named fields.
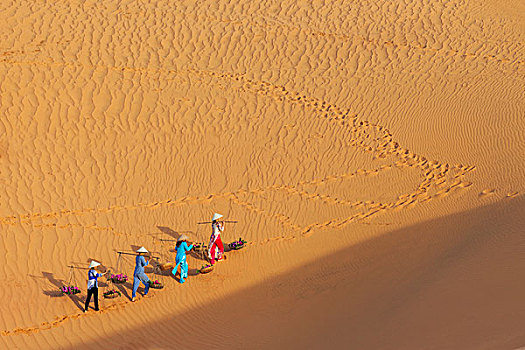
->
xmin=208 ymin=213 xmax=225 ymax=265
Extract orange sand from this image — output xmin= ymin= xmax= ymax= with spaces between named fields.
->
xmin=0 ymin=0 xmax=523 ymax=348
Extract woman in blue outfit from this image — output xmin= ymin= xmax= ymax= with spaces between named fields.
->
xmin=172 ymin=235 xmax=193 ymax=284
xmin=132 ymin=246 xmax=150 ymax=302
xmin=84 ymin=260 xmax=107 ymax=312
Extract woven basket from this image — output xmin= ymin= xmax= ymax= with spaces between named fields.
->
xmin=149 ymin=282 xmax=164 ymax=289
xmin=111 ymin=278 xmax=127 ymax=284
xmin=103 ymin=292 xmax=120 ymax=299
xmin=199 ymin=266 xmax=214 ymax=274
xmin=159 ymin=262 xmax=175 ymax=271
xmin=61 ymin=288 xmax=81 ymax=295
xmin=62 ymin=291 xmax=81 ymax=295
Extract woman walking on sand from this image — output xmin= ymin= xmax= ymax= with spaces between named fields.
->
xmin=84 ymin=261 xmax=107 ymax=312
xmin=172 ymin=234 xmax=193 ymax=284
xmin=132 ymin=247 xmax=150 ymax=302
xmin=208 ymin=213 xmax=226 ymax=265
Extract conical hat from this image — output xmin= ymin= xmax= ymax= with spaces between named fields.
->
xmin=212 ymin=213 xmax=223 ymax=221
xmin=177 ymin=234 xmax=189 ymax=242
xmin=88 ymin=261 xmax=101 ymax=269
xmin=136 ymin=246 xmax=149 ymax=253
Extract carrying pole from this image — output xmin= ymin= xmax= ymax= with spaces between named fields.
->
xmin=197 ymin=220 xmax=238 ymax=225
xmin=116 ymin=251 xmax=160 ymax=259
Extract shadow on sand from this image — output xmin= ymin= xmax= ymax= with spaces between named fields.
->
xmin=42 ymin=272 xmax=84 ymax=312
xmin=73 ymin=197 xmax=525 ymax=349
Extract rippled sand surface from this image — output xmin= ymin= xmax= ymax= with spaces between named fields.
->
xmin=0 ymin=0 xmax=524 ymax=348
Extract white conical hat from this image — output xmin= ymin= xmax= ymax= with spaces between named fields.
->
xmin=212 ymin=213 xmax=223 ymax=221
xmin=177 ymin=234 xmax=189 ymax=242
xmin=89 ymin=261 xmax=101 ymax=269
xmin=136 ymin=246 xmax=149 ymax=253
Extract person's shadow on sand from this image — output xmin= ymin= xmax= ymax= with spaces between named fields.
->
xmin=157 ymin=226 xmax=186 ymax=241
xmin=188 ymin=268 xmax=200 ymax=277
xmin=42 ymin=271 xmax=84 ymax=312
xmin=113 ymin=280 xmax=132 ymax=300
xmin=170 ymin=267 xmax=199 ymax=283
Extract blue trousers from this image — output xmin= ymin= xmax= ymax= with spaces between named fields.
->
xmin=172 ymin=257 xmax=188 ymax=283
xmin=132 ymin=273 xmax=150 ymax=298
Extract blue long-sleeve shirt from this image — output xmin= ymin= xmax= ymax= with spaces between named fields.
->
xmin=87 ymin=269 xmax=102 ymax=289
xmin=176 ymin=242 xmax=193 ymax=263
xmin=134 ymin=255 xmax=149 ymax=276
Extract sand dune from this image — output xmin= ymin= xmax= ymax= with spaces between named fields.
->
xmin=74 ymin=196 xmax=525 ymax=349
xmin=0 ymin=0 xmax=523 ymax=348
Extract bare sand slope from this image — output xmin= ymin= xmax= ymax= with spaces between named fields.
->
xmin=75 ymin=196 xmax=525 ymax=350
xmin=0 ymin=0 xmax=523 ymax=348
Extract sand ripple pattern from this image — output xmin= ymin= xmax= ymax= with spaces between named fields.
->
xmin=0 ymin=67 xmax=475 ymax=233
xmin=0 ymin=0 xmax=522 ymax=343
xmin=0 ymin=65 xmax=477 ymax=337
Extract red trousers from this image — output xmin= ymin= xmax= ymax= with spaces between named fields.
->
xmin=210 ymin=236 xmax=224 ymax=264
